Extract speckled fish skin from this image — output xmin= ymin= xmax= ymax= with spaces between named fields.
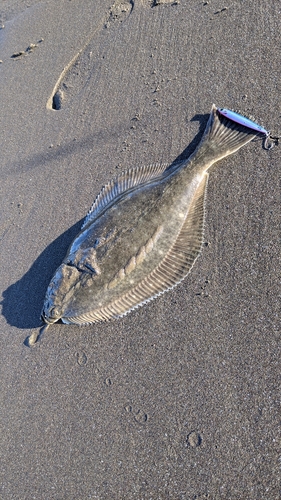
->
xmin=41 ymin=104 xmax=260 ymax=327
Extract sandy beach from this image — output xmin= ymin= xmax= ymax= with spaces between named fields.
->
xmin=0 ymin=0 xmax=280 ymax=498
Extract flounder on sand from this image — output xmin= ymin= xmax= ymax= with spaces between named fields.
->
xmin=30 ymin=105 xmax=271 ymax=345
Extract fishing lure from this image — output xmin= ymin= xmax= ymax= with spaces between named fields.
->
xmin=217 ymin=108 xmax=277 ymax=150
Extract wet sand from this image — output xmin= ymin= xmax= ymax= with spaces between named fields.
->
xmin=0 ymin=0 xmax=280 ymax=498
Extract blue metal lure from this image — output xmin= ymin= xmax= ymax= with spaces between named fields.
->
xmin=217 ymin=108 xmax=276 ymax=150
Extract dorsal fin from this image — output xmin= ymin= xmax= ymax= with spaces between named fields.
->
xmin=64 ymin=173 xmax=209 ymax=325
xmin=82 ymin=162 xmax=181 ymax=229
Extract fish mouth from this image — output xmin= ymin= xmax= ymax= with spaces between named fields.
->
xmin=41 ymin=315 xmax=57 ymax=325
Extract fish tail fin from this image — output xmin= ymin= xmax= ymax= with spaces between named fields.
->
xmin=193 ymin=104 xmax=260 ymax=168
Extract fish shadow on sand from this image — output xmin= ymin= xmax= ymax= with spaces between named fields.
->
xmin=1 ymin=219 xmax=83 ymax=330
xmin=174 ymin=112 xmax=209 ymax=163
xmin=1 ymin=112 xmax=209 ymax=332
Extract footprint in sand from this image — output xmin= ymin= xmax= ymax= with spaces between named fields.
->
xmin=105 ymin=0 xmax=134 ymax=28
xmin=47 ymin=0 xmax=180 ymax=111
xmin=186 ymin=430 xmax=202 ymax=448
xmin=48 ymin=1 xmax=134 ymax=111
xmin=124 ymin=404 xmax=148 ymax=424
xmin=75 ymin=351 xmax=88 ymax=366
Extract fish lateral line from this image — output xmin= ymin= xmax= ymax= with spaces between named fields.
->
xmin=217 ymin=107 xmax=278 ymax=150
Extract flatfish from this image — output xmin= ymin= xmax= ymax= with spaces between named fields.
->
xmin=32 ymin=105 xmax=269 ymax=344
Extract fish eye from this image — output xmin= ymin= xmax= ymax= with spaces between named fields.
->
xmin=49 ymin=307 xmax=61 ymax=319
